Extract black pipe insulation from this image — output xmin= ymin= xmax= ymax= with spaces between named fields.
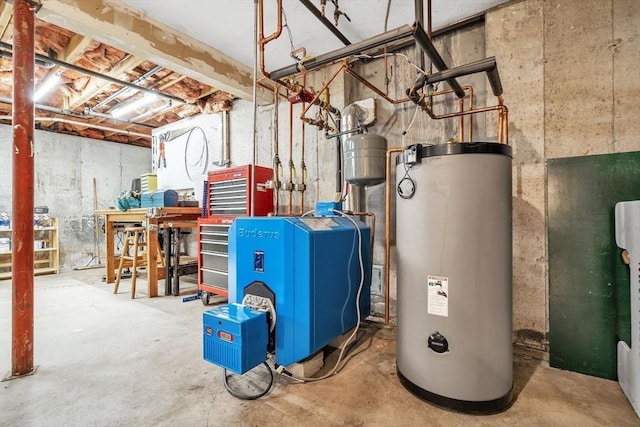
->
xmin=0 ymin=41 xmax=187 ymax=106
xmin=414 ymin=0 xmax=425 ymax=71
xmin=269 ymin=24 xmax=415 ymax=80
xmin=411 ymin=21 xmax=465 ymax=98
xmin=298 ymin=0 xmax=351 ymax=46
xmin=340 ymin=13 xmax=486 ymax=64
xmin=424 ymin=57 xmax=503 ymax=97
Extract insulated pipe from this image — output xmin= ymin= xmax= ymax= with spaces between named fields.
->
xmin=384 ymin=147 xmax=405 ymax=325
xmin=412 ymin=21 xmax=465 ymax=98
xmin=269 ymin=24 xmax=414 ymax=80
xmin=11 ymin=0 xmax=35 ymax=378
xmin=424 ymin=57 xmax=503 ymax=97
xmin=414 ymin=0 xmax=425 ymax=71
xmin=361 ymin=13 xmax=485 ymax=60
xmin=298 ymin=0 xmax=351 ymax=46
xmin=0 ymin=41 xmax=187 ymax=106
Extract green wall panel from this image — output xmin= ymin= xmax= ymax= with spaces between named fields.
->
xmin=548 ymin=152 xmax=640 ymax=379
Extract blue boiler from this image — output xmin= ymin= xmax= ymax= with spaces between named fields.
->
xmin=203 ymin=214 xmax=371 ymax=374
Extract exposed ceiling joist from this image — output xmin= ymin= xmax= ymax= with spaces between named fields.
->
xmin=38 ymin=0 xmax=271 ymax=104
xmin=60 ymin=33 xmax=91 ymax=62
xmin=67 ymin=55 xmax=144 ymax=109
xmin=0 ymin=2 xmax=12 ymax=42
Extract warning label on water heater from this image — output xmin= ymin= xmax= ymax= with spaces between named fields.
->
xmin=427 ymin=275 xmax=449 ymax=317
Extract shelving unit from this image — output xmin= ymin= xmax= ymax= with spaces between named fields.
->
xmin=0 ymin=217 xmax=59 ymax=280
xmin=198 ymin=217 xmax=233 ymax=300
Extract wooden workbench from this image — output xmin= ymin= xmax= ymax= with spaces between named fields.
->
xmin=95 ymin=207 xmax=201 ymax=297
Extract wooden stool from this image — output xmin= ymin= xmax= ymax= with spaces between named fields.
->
xmin=114 ymin=226 xmax=163 ymax=298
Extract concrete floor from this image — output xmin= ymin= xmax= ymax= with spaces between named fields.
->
xmin=0 ymin=270 xmax=638 ymax=427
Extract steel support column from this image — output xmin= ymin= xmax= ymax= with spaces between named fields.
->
xmin=11 ymin=0 xmax=36 ymax=378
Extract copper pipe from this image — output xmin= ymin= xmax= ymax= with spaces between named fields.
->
xmin=459 ymin=97 xmax=465 ymax=142
xmin=424 ymin=85 xmax=476 ymax=142
xmin=468 ymin=86 xmax=474 ymax=141
xmin=345 ymin=67 xmax=411 ymax=105
xmin=427 ymin=0 xmax=433 ymax=75
xmin=11 ymin=0 xmax=35 ymax=378
xmin=258 ymin=0 xmax=283 ymax=78
xmin=273 ymin=83 xmax=280 ymax=215
xmin=296 ymin=49 xmax=308 ymax=216
xmin=429 ymin=104 xmax=509 ymax=144
xmin=273 ymin=84 xmax=279 ymax=157
xmin=384 ymin=147 xmax=405 ymax=325
xmin=300 ymin=61 xmax=347 ymax=119
xmin=288 ymin=100 xmax=293 ymax=215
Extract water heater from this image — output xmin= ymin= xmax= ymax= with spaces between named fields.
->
xmin=395 ymin=142 xmax=513 ymax=413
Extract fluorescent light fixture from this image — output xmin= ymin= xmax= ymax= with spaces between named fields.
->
xmin=34 ymin=72 xmax=61 ymax=102
xmin=111 ymin=93 xmax=159 ymax=118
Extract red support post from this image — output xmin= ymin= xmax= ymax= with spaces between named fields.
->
xmin=11 ymin=0 xmax=36 ymax=378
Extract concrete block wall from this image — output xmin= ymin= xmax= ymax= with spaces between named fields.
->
xmin=0 ymin=126 xmax=150 ymax=272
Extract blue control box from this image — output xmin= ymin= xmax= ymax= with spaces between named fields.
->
xmin=314 ymin=201 xmax=343 ymax=216
xmin=203 ymin=303 xmax=268 ymax=375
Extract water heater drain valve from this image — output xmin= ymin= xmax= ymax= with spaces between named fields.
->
xmin=428 ymin=332 xmax=449 ymax=354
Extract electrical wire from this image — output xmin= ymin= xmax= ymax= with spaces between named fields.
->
xmin=353 ymin=52 xmax=427 ymax=76
xmin=401 ymin=100 xmax=422 ymax=148
xmin=184 ymin=126 xmax=209 ymax=181
xmin=277 ymin=209 xmax=365 ymax=382
xmin=281 ymin=7 xmax=299 ymax=60
xmin=223 ymin=362 xmax=274 ymax=400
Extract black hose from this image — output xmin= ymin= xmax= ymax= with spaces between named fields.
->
xmin=222 ymin=362 xmax=274 ymax=400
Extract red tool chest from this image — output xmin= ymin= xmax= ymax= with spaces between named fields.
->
xmin=198 ymin=165 xmax=274 ymax=304
xmin=205 ymin=165 xmax=274 ymax=217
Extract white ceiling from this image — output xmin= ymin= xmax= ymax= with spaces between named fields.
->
xmin=121 ymin=0 xmax=510 ymax=73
